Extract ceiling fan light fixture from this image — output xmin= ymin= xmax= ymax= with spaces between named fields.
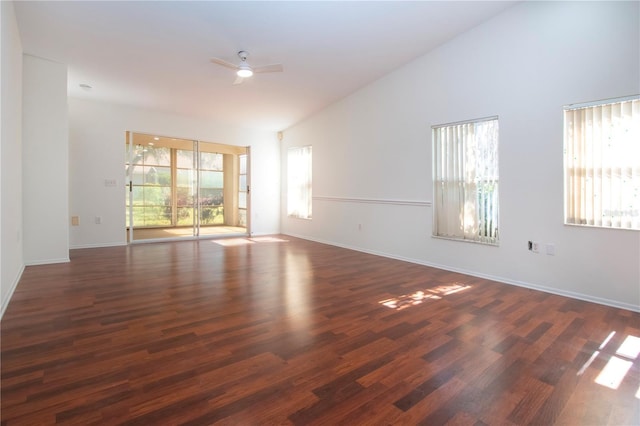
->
xmin=237 ymin=67 xmax=253 ymax=78
xmin=211 ymin=50 xmax=281 ymax=85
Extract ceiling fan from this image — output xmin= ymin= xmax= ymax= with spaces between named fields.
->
xmin=210 ymin=51 xmax=283 ymax=85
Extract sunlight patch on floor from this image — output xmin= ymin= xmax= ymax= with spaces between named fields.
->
xmin=213 ymin=238 xmax=255 ymax=246
xmin=578 ymin=331 xmax=640 ymax=394
xmin=379 ymin=282 xmax=471 ymax=311
xmin=212 ymin=236 xmax=289 ymax=246
xmin=595 ymin=356 xmax=633 ymax=390
xmin=250 ymin=237 xmax=289 ymax=243
xmin=616 ymin=335 xmax=640 ymax=359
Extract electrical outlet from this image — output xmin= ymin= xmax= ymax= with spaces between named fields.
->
xmin=104 ymin=179 xmax=117 ymax=187
xmin=546 ymin=243 xmax=555 ymax=256
xmin=532 ymin=241 xmax=539 ymax=253
xmin=95 ymin=216 xmax=102 ymax=225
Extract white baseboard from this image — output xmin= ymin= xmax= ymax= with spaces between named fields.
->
xmin=25 ymin=257 xmax=70 ymax=266
xmin=1 ymin=264 xmax=25 ymax=320
xmin=283 ymin=233 xmax=640 ymax=313
xmin=70 ymin=242 xmax=127 ymax=249
xmin=71 ymin=234 xmax=276 ymax=249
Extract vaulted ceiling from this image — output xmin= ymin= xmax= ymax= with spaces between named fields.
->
xmin=14 ymin=1 xmax=516 ymax=131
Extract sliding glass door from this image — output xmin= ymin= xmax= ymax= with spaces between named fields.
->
xmin=126 ymin=132 xmax=249 ymax=242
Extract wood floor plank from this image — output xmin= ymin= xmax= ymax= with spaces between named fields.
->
xmin=1 ymin=235 xmax=638 ymax=425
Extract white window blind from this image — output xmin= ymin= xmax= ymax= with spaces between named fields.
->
xmin=287 ymin=146 xmax=312 ymax=219
xmin=564 ymin=97 xmax=640 ymax=230
xmin=433 ymin=117 xmax=499 ymax=244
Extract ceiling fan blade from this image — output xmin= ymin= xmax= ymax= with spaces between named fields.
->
xmin=253 ymin=63 xmax=283 ymax=74
xmin=233 ymin=75 xmax=245 ymax=85
xmin=210 ymin=57 xmax=239 ymax=70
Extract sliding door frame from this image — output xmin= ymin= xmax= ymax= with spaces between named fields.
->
xmin=125 ymin=131 xmax=249 ymax=243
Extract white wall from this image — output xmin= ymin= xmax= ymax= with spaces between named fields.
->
xmin=68 ymin=98 xmax=280 ymax=248
xmin=282 ymin=1 xmax=640 ymax=311
xmin=1 ymin=0 xmax=24 ymax=316
xmin=22 ymin=54 xmax=69 ymax=265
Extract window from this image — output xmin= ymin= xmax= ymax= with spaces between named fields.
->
xmin=564 ymin=96 xmax=639 ymax=230
xmin=126 ymin=136 xmax=243 ymax=230
xmin=198 ymin=151 xmax=224 ymax=225
xmin=287 ymin=146 xmax=312 ymax=219
xmin=432 ymin=117 xmax=499 ymax=244
xmin=127 ymin=145 xmax=172 ymax=227
xmin=175 ymin=148 xmax=195 ymax=226
xmin=238 ymin=154 xmax=248 ymax=226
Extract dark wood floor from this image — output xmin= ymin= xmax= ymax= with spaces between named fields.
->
xmin=2 ymin=236 xmax=639 ymax=425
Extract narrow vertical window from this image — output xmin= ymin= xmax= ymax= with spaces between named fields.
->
xmin=238 ymin=154 xmax=248 ymax=227
xmin=564 ymin=96 xmax=640 ymax=230
xmin=287 ymin=146 xmax=312 ymax=219
xmin=432 ymin=117 xmax=499 ymax=244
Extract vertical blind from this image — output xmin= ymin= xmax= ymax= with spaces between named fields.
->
xmin=433 ymin=118 xmax=499 ymax=244
xmin=287 ymin=146 xmax=313 ymax=219
xmin=564 ymin=97 xmax=639 ymax=230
